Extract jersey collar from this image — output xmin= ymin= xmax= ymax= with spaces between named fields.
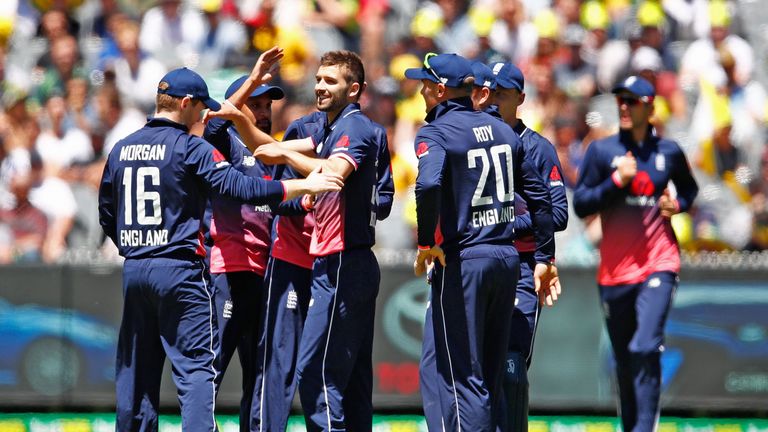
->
xmin=146 ymin=116 xmax=189 ymax=132
xmin=484 ymin=104 xmax=502 ymax=119
xmin=619 ymin=125 xmax=656 ymax=147
xmin=512 ymin=119 xmax=528 ymax=136
xmin=425 ymin=97 xmax=473 ymax=123
xmin=325 ymin=103 xmax=361 ymax=132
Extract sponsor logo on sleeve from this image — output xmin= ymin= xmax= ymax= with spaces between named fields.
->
xmin=416 ymin=142 xmax=429 ymax=159
xmin=332 ymin=135 xmax=350 ymax=153
xmin=549 ymin=166 xmax=564 ymax=187
xmin=212 ymin=148 xmax=230 ymax=168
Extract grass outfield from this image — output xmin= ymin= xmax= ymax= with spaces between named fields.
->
xmin=1 ymin=414 xmax=768 ymax=431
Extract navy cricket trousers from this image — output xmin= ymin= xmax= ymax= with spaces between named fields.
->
xmin=599 ymin=271 xmax=677 ymax=432
xmin=426 ymin=244 xmax=519 ymax=432
xmin=251 ymin=257 xmax=313 ymax=432
xmin=419 ymin=297 xmax=441 ymax=431
xmin=296 ymin=248 xmax=380 ymax=432
xmin=211 ymin=271 xmax=265 ymax=432
xmin=116 ymin=258 xmax=218 ymax=432
xmin=503 ymin=251 xmax=542 ymax=432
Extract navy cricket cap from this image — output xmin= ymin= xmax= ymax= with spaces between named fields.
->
xmin=471 ymin=62 xmax=497 ymax=90
xmin=404 ymin=53 xmax=473 ymax=88
xmin=157 ymin=67 xmax=221 ymax=111
xmin=612 ymin=76 xmax=655 ymax=101
xmin=490 ymin=62 xmax=524 ymax=91
xmin=224 ymin=75 xmax=285 ymax=100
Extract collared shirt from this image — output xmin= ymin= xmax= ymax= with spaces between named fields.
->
xmin=98 ymin=117 xmax=285 ymax=259
xmin=310 ymin=103 xmax=382 ymax=256
xmin=414 ymin=97 xmax=555 ymax=262
xmin=574 ymin=128 xmax=699 ymax=285
xmin=509 ymin=120 xmax=569 ymax=253
xmin=203 ymin=118 xmax=276 ymax=275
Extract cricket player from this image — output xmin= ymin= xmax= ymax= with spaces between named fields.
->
xmin=573 ymin=76 xmax=698 ymax=432
xmin=202 ymin=74 xmax=286 ymax=431
xmin=406 ymin=52 xmax=559 ymax=432
xmin=98 ymin=62 xmax=343 ymax=431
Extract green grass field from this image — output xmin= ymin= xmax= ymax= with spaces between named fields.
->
xmin=1 ymin=414 xmax=768 ymax=432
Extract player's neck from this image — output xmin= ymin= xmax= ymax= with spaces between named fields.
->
xmin=154 ymin=110 xmax=183 ymax=125
xmin=631 ymin=125 xmax=647 ymax=143
xmin=325 ymin=109 xmax=342 ymax=125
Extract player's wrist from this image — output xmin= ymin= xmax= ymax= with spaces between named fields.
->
xmin=611 ymin=170 xmax=630 ymax=187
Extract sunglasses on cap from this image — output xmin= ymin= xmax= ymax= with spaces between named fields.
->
xmin=423 ymin=52 xmax=442 ymax=83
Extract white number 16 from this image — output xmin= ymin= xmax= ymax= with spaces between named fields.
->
xmin=122 ymin=166 xmax=162 ymax=225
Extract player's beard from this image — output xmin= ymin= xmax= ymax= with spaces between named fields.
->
xmin=316 ymin=91 xmax=347 ymax=114
xmin=257 ymin=119 xmax=272 ymax=134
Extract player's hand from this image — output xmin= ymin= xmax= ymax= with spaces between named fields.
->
xmin=658 ymin=188 xmax=678 ymax=218
xmin=301 ymin=193 xmax=316 ymax=211
xmin=615 ymin=151 xmax=637 ymax=187
xmin=250 ymin=46 xmax=284 ymax=85
xmin=414 ymin=245 xmax=446 ymax=276
xmin=204 ymin=100 xmax=245 ymax=123
xmin=303 ymin=166 xmax=343 ymax=194
xmin=254 ymin=143 xmax=286 ymax=164
xmin=534 ymin=262 xmax=561 ymax=307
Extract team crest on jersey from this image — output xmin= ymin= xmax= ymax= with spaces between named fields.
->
xmin=549 ymin=166 xmax=563 ymax=186
xmin=416 ymin=142 xmax=429 ymax=159
xmin=243 ymin=155 xmax=256 ymax=167
xmin=212 ymin=148 xmax=230 ymax=168
xmin=655 ymin=154 xmax=665 ymax=171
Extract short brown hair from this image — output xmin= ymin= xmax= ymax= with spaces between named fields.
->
xmin=320 ymin=50 xmax=365 ymax=92
xmin=156 ymin=93 xmax=181 ymax=112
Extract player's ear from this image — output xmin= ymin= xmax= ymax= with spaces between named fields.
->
xmin=519 ymin=92 xmax=526 ymax=105
xmin=180 ymin=96 xmax=192 ymax=110
xmin=437 ymin=83 xmax=447 ymax=98
xmin=349 ymin=82 xmax=361 ymax=99
xmin=481 ymin=87 xmax=491 ymax=105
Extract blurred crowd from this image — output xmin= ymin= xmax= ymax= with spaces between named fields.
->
xmin=1 ymin=0 xmax=768 ymax=264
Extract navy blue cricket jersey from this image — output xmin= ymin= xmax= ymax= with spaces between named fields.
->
xmin=286 ymin=110 xmax=394 ymax=220
xmin=98 ymin=117 xmax=285 ymax=259
xmin=309 ymin=103 xmax=386 ymax=256
xmin=573 ymin=128 xmax=698 ymax=285
xmin=510 ymin=120 xmax=569 ymax=251
xmin=415 ymin=97 xmax=555 ymax=262
xmin=202 ymin=117 xmax=276 ymax=275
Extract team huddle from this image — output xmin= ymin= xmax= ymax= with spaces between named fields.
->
xmin=98 ymin=45 xmax=697 ymax=432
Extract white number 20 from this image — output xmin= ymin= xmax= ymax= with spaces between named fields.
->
xmin=122 ymin=166 xmax=162 ymax=225
xmin=467 ymin=144 xmax=514 ymax=207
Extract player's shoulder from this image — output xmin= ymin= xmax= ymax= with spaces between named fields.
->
xmin=341 ymin=112 xmax=380 ymax=141
xmin=581 ymin=134 xmax=621 ymax=164
xmin=415 ymin=121 xmax=446 ymax=146
xmin=654 ymin=135 xmax=684 ymax=154
xmin=588 ymin=134 xmax=621 ymax=152
xmin=525 ymin=130 xmax=558 ymax=158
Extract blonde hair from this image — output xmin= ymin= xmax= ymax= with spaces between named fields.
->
xmin=156 ymin=93 xmax=181 ymax=112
